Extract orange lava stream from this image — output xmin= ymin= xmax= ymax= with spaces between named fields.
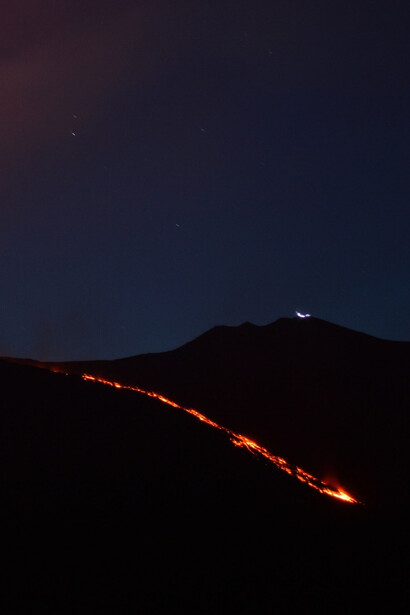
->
xmin=80 ymin=373 xmax=361 ymax=504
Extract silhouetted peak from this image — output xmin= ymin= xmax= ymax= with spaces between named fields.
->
xmin=238 ymin=320 xmax=256 ymax=328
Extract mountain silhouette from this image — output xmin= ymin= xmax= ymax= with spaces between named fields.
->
xmin=2 ymin=317 xmax=409 ymax=612
xmin=41 ymin=316 xmax=409 ymax=508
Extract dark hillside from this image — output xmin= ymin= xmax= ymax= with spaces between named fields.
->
xmin=45 ymin=317 xmax=410 ymax=508
xmin=1 ymin=358 xmax=406 ymax=613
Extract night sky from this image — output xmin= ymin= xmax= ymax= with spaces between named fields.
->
xmin=1 ymin=0 xmax=409 ymax=360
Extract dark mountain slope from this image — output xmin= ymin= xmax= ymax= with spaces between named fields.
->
xmin=42 ymin=317 xmax=410 ymax=508
xmin=1 ymin=358 xmax=406 ymax=613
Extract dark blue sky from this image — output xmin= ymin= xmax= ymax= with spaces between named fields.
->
xmin=1 ymin=0 xmax=409 ymax=360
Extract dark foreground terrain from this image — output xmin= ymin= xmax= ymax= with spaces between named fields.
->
xmin=53 ymin=316 xmax=409 ymax=508
xmin=2 ymin=318 xmax=409 ymax=612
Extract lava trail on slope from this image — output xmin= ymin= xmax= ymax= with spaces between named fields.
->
xmin=80 ymin=373 xmax=360 ymax=504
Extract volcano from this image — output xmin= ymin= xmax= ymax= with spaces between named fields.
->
xmin=2 ymin=317 xmax=409 ymax=612
xmin=38 ymin=315 xmax=409 ymax=507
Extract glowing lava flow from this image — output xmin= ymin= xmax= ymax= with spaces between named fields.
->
xmin=81 ymin=373 xmax=360 ymax=504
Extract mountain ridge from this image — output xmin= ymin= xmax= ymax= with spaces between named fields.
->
xmin=1 ymin=317 xmax=408 ymax=611
xmin=3 ymin=316 xmax=409 ymax=508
